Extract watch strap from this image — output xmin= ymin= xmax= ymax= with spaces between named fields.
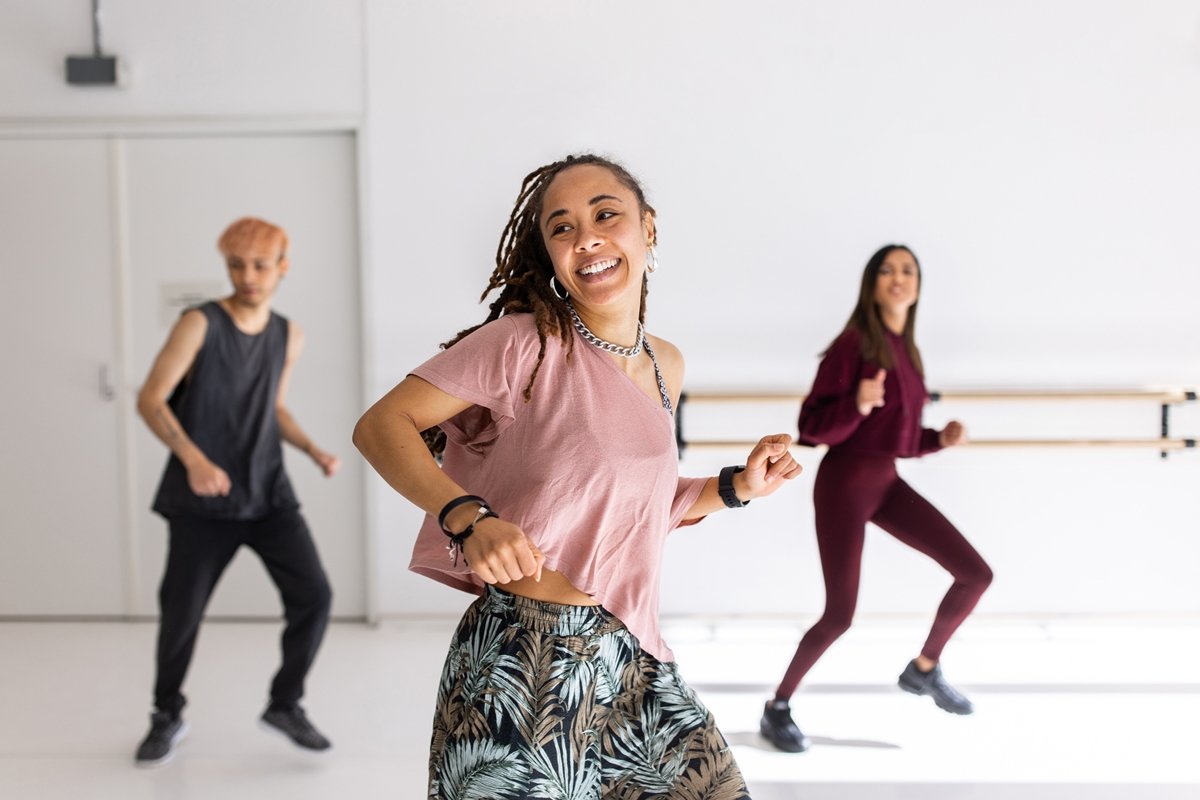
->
xmin=718 ymin=465 xmax=749 ymax=508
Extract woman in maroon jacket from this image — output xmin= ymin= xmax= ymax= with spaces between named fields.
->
xmin=760 ymin=244 xmax=993 ymax=753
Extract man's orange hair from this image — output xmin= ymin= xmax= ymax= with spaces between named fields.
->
xmin=217 ymin=217 xmax=289 ymax=261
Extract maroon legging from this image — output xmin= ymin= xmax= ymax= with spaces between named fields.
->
xmin=774 ymin=450 xmax=993 ymax=700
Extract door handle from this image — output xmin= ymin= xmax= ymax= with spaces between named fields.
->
xmin=99 ymin=365 xmax=115 ymax=401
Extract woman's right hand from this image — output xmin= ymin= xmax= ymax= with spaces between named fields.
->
xmin=462 ymin=517 xmax=545 ymax=584
xmin=856 ymin=369 xmax=887 ymax=416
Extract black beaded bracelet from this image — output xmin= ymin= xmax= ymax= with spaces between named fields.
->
xmin=718 ymin=465 xmax=749 ymax=508
xmin=438 ymin=494 xmax=489 ymax=536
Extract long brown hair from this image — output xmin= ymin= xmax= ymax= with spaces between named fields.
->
xmin=832 ymin=244 xmax=925 ymax=376
xmin=423 ymin=154 xmax=654 ymax=455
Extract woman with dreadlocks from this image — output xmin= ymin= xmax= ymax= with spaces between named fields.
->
xmin=354 ymin=154 xmax=801 ymax=797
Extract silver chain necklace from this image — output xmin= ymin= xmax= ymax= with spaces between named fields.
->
xmin=568 ymin=304 xmax=644 ymax=359
xmin=567 ymin=303 xmax=673 ymax=413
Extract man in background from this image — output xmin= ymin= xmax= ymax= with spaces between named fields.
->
xmin=134 ymin=217 xmax=338 ymax=766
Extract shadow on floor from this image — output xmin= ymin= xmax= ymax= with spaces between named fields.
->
xmin=724 ymin=731 xmax=902 ymax=751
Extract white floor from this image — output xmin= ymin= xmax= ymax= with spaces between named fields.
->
xmin=2 ymin=614 xmax=1198 ymax=799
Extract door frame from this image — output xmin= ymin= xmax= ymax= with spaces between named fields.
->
xmin=0 ymin=116 xmax=378 ymax=623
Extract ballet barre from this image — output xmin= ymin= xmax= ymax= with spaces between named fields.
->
xmin=675 ymin=388 xmax=1198 ymax=458
xmin=679 ymin=389 xmax=1198 ymax=404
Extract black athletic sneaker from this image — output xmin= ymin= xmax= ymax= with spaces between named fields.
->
xmin=759 ymin=699 xmax=811 ymax=753
xmin=134 ymin=710 xmax=188 ymax=767
xmin=898 ymin=660 xmax=974 ymax=715
xmin=260 ymin=706 xmax=332 ymax=751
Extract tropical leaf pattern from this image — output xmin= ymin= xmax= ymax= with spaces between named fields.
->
xmin=428 ymin=587 xmax=749 ymax=799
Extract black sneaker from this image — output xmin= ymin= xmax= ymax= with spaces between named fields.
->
xmin=898 ymin=660 xmax=974 ymax=715
xmin=134 ymin=710 xmax=188 ymax=767
xmin=260 ymin=706 xmax=332 ymax=751
xmin=759 ymin=699 xmax=811 ymax=753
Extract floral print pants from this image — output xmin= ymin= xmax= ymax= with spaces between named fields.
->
xmin=428 ymin=586 xmax=750 ymax=799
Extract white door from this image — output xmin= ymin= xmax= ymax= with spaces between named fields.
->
xmin=0 ymin=139 xmax=128 ymax=615
xmin=124 ymin=133 xmax=366 ymax=618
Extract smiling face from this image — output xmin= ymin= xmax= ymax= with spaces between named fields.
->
xmin=538 ymin=164 xmax=654 ymax=312
xmin=873 ymin=247 xmax=920 ymax=320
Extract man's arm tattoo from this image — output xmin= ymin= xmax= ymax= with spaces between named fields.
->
xmin=154 ymin=407 xmax=181 ymax=442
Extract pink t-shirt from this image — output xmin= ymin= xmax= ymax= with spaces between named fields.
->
xmin=408 ymin=313 xmax=707 ymax=661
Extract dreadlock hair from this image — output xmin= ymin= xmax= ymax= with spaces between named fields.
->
xmin=422 ymin=154 xmax=655 ymax=456
xmin=828 ymin=244 xmax=925 ymax=376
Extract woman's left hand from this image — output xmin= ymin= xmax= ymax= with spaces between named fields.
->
xmin=939 ymin=420 xmax=967 ymax=448
xmin=735 ymin=434 xmax=803 ymax=501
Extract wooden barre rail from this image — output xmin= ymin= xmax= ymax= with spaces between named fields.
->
xmin=681 ymin=389 xmax=1199 ymax=404
xmin=675 ymin=387 xmax=1198 ymax=455
xmin=685 ymin=438 xmax=1197 ymax=451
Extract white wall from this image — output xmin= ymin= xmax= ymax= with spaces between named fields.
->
xmin=362 ymin=0 xmax=1200 ymax=618
xmin=3 ymin=1 xmax=1198 ymax=621
xmin=0 ymin=0 xmax=362 ymax=119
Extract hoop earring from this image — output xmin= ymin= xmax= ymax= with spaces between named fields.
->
xmin=646 ymin=247 xmax=659 ymax=274
xmin=549 ymin=274 xmax=569 ymax=300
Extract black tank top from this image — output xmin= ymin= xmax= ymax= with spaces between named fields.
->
xmin=152 ymin=301 xmax=299 ymax=520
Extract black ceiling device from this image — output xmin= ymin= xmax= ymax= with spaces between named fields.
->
xmin=66 ymin=0 xmax=119 ymax=86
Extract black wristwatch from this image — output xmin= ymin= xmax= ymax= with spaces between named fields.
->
xmin=718 ymin=465 xmax=749 ymax=508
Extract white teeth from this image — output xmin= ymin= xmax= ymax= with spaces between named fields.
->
xmin=579 ymin=258 xmax=618 ymax=276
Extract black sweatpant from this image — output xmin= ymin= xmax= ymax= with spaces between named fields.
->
xmin=152 ymin=507 xmax=332 ymax=715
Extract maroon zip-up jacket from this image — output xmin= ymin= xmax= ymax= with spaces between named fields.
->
xmin=798 ymin=328 xmax=943 ymax=458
